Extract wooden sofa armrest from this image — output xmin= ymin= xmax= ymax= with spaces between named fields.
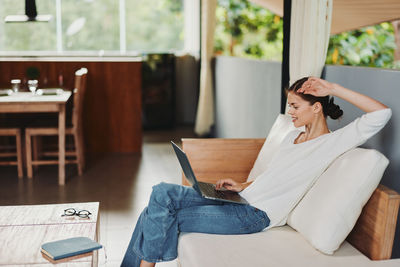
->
xmin=181 ymin=138 xmax=265 ymax=185
xmin=181 ymin=138 xmax=400 ymax=260
xmin=347 ymin=184 xmax=400 ymax=260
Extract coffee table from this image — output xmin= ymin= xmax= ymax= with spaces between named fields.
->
xmin=0 ymin=202 xmax=99 ymax=266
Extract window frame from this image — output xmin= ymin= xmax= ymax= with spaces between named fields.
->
xmin=0 ymin=0 xmax=200 ymax=57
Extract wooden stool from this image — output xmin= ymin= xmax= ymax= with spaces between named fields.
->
xmin=0 ymin=128 xmax=23 ymax=178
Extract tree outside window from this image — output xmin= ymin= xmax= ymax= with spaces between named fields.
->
xmin=214 ymin=0 xmax=400 ymax=69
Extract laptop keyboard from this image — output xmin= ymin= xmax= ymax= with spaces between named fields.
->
xmin=198 ymin=182 xmax=228 ymax=198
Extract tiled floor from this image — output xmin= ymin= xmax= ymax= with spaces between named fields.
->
xmin=0 ymin=127 xmax=196 ymax=267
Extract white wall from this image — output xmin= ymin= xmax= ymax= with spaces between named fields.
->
xmin=214 ymin=56 xmax=281 ymax=138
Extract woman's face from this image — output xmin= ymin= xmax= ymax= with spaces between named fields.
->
xmin=287 ymin=92 xmax=315 ymax=127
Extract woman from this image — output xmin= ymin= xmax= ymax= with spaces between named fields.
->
xmin=121 ymin=77 xmax=391 ymax=267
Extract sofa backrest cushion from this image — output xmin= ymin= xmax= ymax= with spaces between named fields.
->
xmin=247 ymin=114 xmax=299 ymax=181
xmin=287 ymin=148 xmax=389 ymax=255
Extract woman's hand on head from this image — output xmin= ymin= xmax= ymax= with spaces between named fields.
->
xmin=298 ymin=77 xmax=335 ymax=97
xmin=296 ymin=76 xmax=388 ymax=113
xmin=215 ymin=178 xmax=244 ymax=192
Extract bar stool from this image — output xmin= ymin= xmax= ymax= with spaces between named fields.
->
xmin=0 ymin=128 xmax=23 ymax=178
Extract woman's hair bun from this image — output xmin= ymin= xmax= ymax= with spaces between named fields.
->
xmin=326 ymin=97 xmax=343 ymax=120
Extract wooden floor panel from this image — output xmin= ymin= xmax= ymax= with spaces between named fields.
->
xmin=0 ymin=126 xmax=196 ymax=267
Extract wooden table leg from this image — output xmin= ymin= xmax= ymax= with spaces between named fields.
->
xmin=16 ymin=130 xmax=23 ymax=178
xmin=58 ymin=104 xmax=66 ymax=185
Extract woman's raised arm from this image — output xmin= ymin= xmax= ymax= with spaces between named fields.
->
xmin=299 ymin=77 xmax=388 ymax=113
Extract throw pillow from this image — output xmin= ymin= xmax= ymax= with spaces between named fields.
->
xmin=287 ymin=148 xmax=389 ymax=254
xmin=247 ymin=114 xmax=299 ymax=181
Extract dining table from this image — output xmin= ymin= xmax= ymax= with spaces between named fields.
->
xmin=0 ymin=90 xmax=72 ymax=185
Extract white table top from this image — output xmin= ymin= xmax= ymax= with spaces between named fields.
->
xmin=0 ymin=202 xmax=99 ymax=226
xmin=0 ymin=90 xmax=71 ymax=103
xmin=0 ymin=202 xmax=99 ymax=266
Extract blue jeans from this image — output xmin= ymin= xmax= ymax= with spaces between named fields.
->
xmin=121 ymin=182 xmax=270 ymax=266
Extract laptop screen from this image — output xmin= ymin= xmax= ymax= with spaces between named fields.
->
xmin=171 ymin=141 xmax=202 ymax=193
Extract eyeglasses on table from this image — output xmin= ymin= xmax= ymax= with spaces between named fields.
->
xmin=61 ymin=208 xmax=92 ymax=219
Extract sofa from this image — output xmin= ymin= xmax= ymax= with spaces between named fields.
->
xmin=177 ymin=115 xmax=400 ymax=267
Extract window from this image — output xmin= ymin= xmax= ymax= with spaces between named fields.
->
xmin=61 ymin=0 xmax=120 ymax=53
xmin=214 ymin=0 xmax=399 ymax=69
xmin=214 ymin=0 xmax=283 ymax=61
xmin=0 ymin=1 xmax=57 ymax=52
xmin=125 ymin=0 xmax=184 ymax=52
xmin=0 ymin=0 xmax=199 ymax=56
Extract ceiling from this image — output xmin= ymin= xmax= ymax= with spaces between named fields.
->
xmin=249 ymin=0 xmax=400 ymax=34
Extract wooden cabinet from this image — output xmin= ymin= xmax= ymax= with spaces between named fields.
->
xmin=0 ymin=58 xmax=142 ymax=157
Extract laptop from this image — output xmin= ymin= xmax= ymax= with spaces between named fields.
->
xmin=171 ymin=141 xmax=249 ymax=205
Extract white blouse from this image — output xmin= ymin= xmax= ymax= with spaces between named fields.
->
xmin=239 ymin=108 xmax=392 ymax=229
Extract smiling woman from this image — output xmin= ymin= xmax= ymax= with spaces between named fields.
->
xmin=121 ymin=76 xmax=392 ymax=267
xmin=286 ymin=77 xmax=343 ymax=129
xmin=286 ymin=76 xmax=388 ymax=145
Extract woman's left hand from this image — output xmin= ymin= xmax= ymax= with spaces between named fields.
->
xmin=298 ymin=77 xmax=334 ymax=97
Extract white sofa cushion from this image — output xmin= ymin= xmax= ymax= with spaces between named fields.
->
xmin=287 ymin=148 xmax=389 ymax=255
xmin=178 ymin=226 xmax=400 ymax=267
xmin=247 ymin=114 xmax=299 ymax=181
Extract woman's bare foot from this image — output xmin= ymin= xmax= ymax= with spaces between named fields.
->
xmin=140 ymin=259 xmax=156 ymax=267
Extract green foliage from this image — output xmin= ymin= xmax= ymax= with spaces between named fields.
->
xmin=215 ymin=0 xmax=399 ymax=69
xmin=126 ymin=0 xmax=183 ymax=52
xmin=61 ymin=0 xmax=120 ymax=51
xmin=0 ymin=0 xmax=57 ymax=51
xmin=326 ymin=23 xmax=399 ymax=69
xmin=0 ymin=0 xmax=184 ymax=53
xmin=214 ymin=0 xmax=283 ymax=61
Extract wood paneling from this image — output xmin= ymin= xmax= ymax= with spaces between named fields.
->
xmin=181 ymin=138 xmax=265 ymax=185
xmin=181 ymin=138 xmax=400 ymax=260
xmin=0 ymin=59 xmax=142 ymax=156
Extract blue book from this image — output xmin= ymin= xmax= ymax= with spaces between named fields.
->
xmin=41 ymin=237 xmax=102 ymax=260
